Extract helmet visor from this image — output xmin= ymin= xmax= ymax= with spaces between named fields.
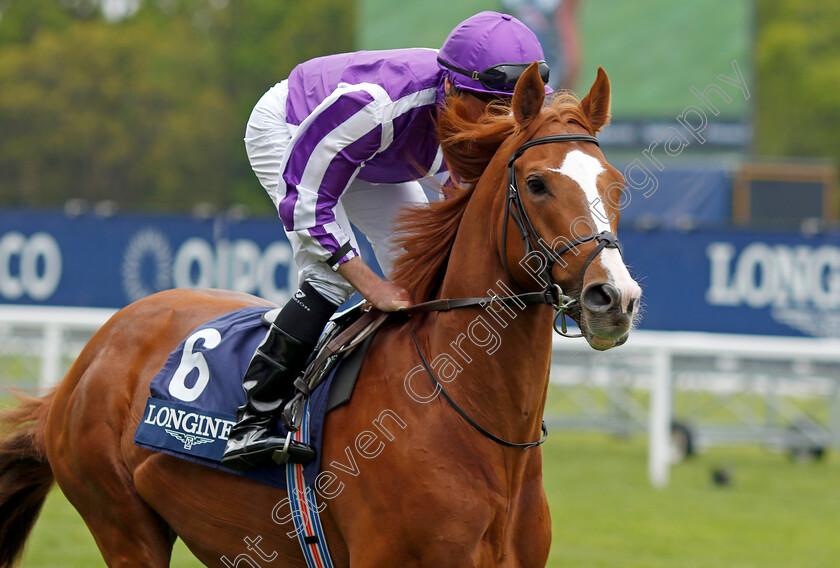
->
xmin=439 ymin=58 xmax=550 ymax=93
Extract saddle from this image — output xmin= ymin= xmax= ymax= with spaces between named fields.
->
xmin=271 ymin=303 xmax=390 ymax=464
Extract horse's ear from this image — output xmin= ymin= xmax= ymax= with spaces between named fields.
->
xmin=512 ymin=61 xmax=546 ymax=128
xmin=580 ymin=66 xmax=611 ymax=133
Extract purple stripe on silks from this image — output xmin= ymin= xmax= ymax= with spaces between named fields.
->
xmin=355 ymin=105 xmax=442 ymax=183
xmin=306 ymin=225 xmax=344 ymax=257
xmin=285 ymin=90 xmax=378 ymax=189
xmin=277 ymin=90 xmax=378 ymax=229
xmin=278 ymin=195 xmax=297 ymax=232
xmin=313 ymin=126 xmax=383 ymax=226
xmin=284 ymin=48 xmax=444 ymax=124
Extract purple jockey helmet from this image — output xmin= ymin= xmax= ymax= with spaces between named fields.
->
xmin=438 ymin=11 xmax=550 ymax=96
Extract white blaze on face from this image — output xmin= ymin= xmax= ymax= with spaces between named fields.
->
xmin=550 ymin=150 xmax=641 ymax=311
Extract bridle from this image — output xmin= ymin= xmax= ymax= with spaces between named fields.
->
xmin=282 ymin=131 xmax=631 ymax=453
xmin=502 ymin=133 xmax=622 ymax=336
xmin=404 ymin=132 xmax=625 ymax=450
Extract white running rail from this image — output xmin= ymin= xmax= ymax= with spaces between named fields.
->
xmin=0 ymin=305 xmax=116 ymax=389
xmin=552 ymin=331 xmax=840 ymax=487
xmin=3 ymin=305 xmax=840 ymax=488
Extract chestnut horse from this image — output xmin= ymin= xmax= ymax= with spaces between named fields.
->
xmin=0 ymin=64 xmax=640 ymax=567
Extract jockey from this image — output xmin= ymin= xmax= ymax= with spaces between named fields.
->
xmin=221 ymin=11 xmax=552 ymax=470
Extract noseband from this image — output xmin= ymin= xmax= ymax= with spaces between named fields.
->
xmin=502 ymin=133 xmax=622 ymax=336
xmin=404 ymin=132 xmax=624 ymax=450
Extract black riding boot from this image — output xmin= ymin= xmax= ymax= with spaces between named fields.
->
xmin=221 ymin=281 xmax=339 ymax=470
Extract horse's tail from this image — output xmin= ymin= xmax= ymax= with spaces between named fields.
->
xmin=0 ymin=391 xmax=55 ymax=568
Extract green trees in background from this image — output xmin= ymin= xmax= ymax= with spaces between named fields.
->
xmin=755 ymin=1 xmax=840 ymax=162
xmin=0 ymin=1 xmax=838 ymax=213
xmin=0 ymin=0 xmax=353 ymax=212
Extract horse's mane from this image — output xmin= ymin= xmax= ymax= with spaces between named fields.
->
xmin=391 ymin=92 xmax=595 ymax=302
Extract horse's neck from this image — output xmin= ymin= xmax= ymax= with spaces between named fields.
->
xmin=424 ymin=187 xmax=554 ymax=443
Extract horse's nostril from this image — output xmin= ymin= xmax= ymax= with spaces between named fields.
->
xmin=582 ymin=283 xmax=619 ymax=312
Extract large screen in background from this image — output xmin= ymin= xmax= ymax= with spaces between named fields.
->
xmin=356 ymin=0 xmax=752 ymax=151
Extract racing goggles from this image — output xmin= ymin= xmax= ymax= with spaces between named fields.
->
xmin=437 ymin=58 xmax=550 ymax=93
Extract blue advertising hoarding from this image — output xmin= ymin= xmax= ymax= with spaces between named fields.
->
xmin=620 ymin=229 xmax=840 ymax=337
xmin=2 ymin=209 xmax=840 ymax=338
xmin=0 ymin=210 xmax=300 ymax=308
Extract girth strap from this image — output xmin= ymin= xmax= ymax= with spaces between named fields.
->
xmin=285 ymin=399 xmax=335 ymax=568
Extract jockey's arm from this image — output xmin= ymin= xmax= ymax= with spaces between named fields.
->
xmin=336 ymin=257 xmax=410 ymax=312
xmin=279 ymin=87 xmax=412 ymax=312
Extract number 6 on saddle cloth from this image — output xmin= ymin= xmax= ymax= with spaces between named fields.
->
xmin=133 ymin=303 xmax=383 ymax=489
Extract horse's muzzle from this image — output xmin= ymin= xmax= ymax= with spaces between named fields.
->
xmin=579 ymin=282 xmax=641 ymax=350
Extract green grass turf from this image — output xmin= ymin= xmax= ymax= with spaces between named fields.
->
xmin=21 ymin=490 xmax=203 ymax=567
xmin=15 ymin=432 xmax=840 ymax=567
xmin=544 ymin=433 xmax=840 ymax=568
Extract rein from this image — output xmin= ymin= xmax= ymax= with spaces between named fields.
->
xmin=411 ymin=329 xmax=548 ymax=449
xmin=400 ymin=288 xmax=562 ymax=314
xmin=404 ymin=132 xmax=623 ymax=450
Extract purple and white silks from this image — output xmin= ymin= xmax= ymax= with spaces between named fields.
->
xmin=272 ymin=48 xmax=448 ymax=267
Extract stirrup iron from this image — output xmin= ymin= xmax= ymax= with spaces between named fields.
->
xmin=272 ymin=432 xmax=317 ymax=465
xmin=282 ymin=393 xmax=305 ymax=432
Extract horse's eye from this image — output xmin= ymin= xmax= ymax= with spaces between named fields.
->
xmin=526 ymin=176 xmax=548 ymax=195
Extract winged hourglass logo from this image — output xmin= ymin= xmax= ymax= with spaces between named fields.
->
xmin=166 ymin=429 xmax=215 ymax=450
